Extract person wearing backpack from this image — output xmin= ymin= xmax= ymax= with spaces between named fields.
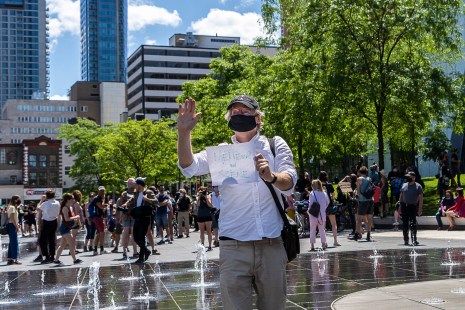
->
xmin=353 ymin=166 xmax=374 ymax=241
xmin=399 ymin=171 xmax=423 ymax=245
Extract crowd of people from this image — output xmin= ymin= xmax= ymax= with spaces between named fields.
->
xmin=293 ymin=154 xmax=465 ymax=250
xmin=2 ymin=180 xmax=223 ymax=266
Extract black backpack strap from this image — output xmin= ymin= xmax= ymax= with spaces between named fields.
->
xmin=265 ymin=136 xmax=291 ymax=226
xmin=268 ymin=137 xmax=276 ymax=157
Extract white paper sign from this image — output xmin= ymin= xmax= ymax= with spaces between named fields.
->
xmin=206 ymin=142 xmax=257 ymax=186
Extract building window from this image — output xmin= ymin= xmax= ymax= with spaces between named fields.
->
xmin=38 ymin=172 xmax=47 ymax=186
xmin=0 ymin=148 xmax=5 ymax=164
xmin=49 ymin=172 xmax=58 ymax=186
xmin=80 ymin=106 xmax=88 ymax=112
xmin=64 ymin=145 xmax=71 ymax=154
xmin=49 ymin=155 xmax=57 ymax=167
xmin=64 ymin=166 xmax=71 ymax=175
xmin=29 ymin=172 xmax=37 ymax=186
xmin=29 ymin=154 xmax=36 ymax=167
xmin=39 ymin=155 xmax=47 ymax=167
xmin=10 ymin=175 xmax=17 ymax=184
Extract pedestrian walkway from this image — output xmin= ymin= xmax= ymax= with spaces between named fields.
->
xmin=1 ymin=228 xmax=461 ymax=272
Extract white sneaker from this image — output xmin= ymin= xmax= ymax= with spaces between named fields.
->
xmin=393 ymin=222 xmax=399 ymax=225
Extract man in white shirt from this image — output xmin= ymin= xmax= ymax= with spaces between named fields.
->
xmin=178 ymin=95 xmax=297 ymax=309
xmin=37 ymin=190 xmax=60 ymax=264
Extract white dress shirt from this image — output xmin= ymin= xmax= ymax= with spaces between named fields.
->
xmin=211 ymin=193 xmax=221 ymax=210
xmin=40 ymin=199 xmax=60 ymax=221
xmin=179 ymin=134 xmax=297 ymax=241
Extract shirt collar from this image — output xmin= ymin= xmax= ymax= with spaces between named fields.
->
xmin=230 ymin=132 xmax=260 ymax=144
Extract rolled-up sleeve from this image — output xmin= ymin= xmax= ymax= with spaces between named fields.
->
xmin=178 ymin=150 xmax=210 ymax=178
xmin=274 ymin=136 xmax=297 ymax=195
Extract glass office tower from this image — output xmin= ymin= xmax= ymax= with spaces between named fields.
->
xmin=80 ymin=0 xmax=127 ymax=83
xmin=0 ymin=0 xmax=48 ymax=118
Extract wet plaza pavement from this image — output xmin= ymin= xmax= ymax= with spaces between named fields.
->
xmin=1 ymin=229 xmax=465 ymax=309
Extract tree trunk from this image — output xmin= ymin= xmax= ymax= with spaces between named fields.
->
xmin=377 ymin=113 xmax=385 ymax=170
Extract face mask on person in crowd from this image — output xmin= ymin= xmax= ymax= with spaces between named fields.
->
xmin=406 ymin=177 xmax=413 ymax=183
xmin=445 ymin=194 xmax=451 ymax=199
xmin=228 ymin=115 xmax=257 ymax=132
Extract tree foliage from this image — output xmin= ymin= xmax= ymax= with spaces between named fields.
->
xmin=262 ymin=0 xmax=465 ymax=169
xmin=58 ymin=118 xmax=178 ymax=193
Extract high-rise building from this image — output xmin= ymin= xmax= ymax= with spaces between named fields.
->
xmin=126 ymin=33 xmax=277 ymax=121
xmin=80 ymin=0 xmax=127 ymax=83
xmin=0 ymin=0 xmax=49 ymax=118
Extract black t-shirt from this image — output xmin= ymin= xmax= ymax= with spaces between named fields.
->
xmin=295 ymin=178 xmax=310 ymax=192
xmin=93 ymin=196 xmax=105 ymax=217
xmin=177 ymin=196 xmax=191 ymax=212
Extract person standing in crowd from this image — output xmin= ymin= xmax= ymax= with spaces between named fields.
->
xmin=83 ymin=193 xmax=96 ymax=252
xmin=54 ymin=193 xmax=82 ymax=265
xmin=210 ymin=186 xmax=221 ymax=247
xmin=451 ymin=148 xmax=461 ymax=188
xmin=196 ymin=186 xmax=213 ymax=251
xmin=176 ymin=188 xmax=192 ymax=238
xmin=38 ymin=190 xmax=60 ymax=264
xmin=130 ymin=177 xmax=158 ymax=264
xmin=399 ymin=171 xmax=423 ymax=245
xmin=156 ymin=185 xmax=171 ymax=245
xmin=92 ymin=186 xmax=107 ymax=255
xmin=295 ymin=172 xmax=310 ymax=201
xmin=354 ymin=166 xmax=374 ymax=241
xmin=71 ymin=190 xmax=83 ymax=254
xmin=308 ymin=179 xmax=329 ymax=250
xmin=178 ymin=96 xmax=297 ymax=309
xmin=379 ymin=170 xmax=389 ymax=217
xmin=117 ymin=178 xmax=139 ymax=259
xmin=6 ymin=195 xmax=21 ymax=265
xmin=318 ymin=171 xmax=340 ymax=247
xmin=24 ymin=204 xmax=38 ymax=237
xmin=445 ymin=188 xmax=465 ymax=230
xmin=369 ymin=163 xmax=380 ymax=186
xmin=436 ymin=190 xmax=455 ymax=230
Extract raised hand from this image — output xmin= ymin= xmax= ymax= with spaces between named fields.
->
xmin=178 ymin=98 xmax=202 ymax=133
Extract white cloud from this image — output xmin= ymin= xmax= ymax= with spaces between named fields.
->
xmin=144 ymin=37 xmax=157 ymax=45
xmin=47 ymin=0 xmax=80 ymax=39
xmin=50 ymin=94 xmax=70 ymax=101
xmin=47 ymin=0 xmax=181 ymax=40
xmin=128 ymin=5 xmax=181 ymax=31
xmin=190 ymin=9 xmax=265 ymax=45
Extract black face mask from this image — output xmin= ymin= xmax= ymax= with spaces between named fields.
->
xmin=406 ymin=177 xmax=413 ymax=183
xmin=228 ymin=115 xmax=257 ymax=132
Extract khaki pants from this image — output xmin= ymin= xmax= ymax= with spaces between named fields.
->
xmin=177 ymin=211 xmax=190 ymax=236
xmin=219 ymin=237 xmax=288 ymax=310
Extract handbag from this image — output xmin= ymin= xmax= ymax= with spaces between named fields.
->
xmin=308 ymin=192 xmax=321 ymax=217
xmin=263 ymin=179 xmax=300 ymax=263
xmin=0 ymin=225 xmax=8 ymax=235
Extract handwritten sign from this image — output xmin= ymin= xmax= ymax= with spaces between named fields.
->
xmin=206 ymin=142 xmax=257 ymax=186
xmin=338 ymin=182 xmax=353 ymax=193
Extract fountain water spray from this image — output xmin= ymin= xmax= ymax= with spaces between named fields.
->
xmin=194 ymin=242 xmax=208 ymax=287
xmin=369 ymin=247 xmax=383 ymax=258
xmin=87 ymin=261 xmax=101 ymax=309
xmin=312 ymin=247 xmax=328 ymax=262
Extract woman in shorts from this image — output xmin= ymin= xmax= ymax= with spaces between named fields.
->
xmin=196 ymin=186 xmax=213 ymax=251
xmin=54 ymin=193 xmax=82 ymax=265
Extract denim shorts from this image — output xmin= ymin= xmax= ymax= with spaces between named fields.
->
xmin=123 ymin=219 xmax=134 ymax=227
xmin=59 ymin=223 xmax=71 ymax=235
xmin=156 ymin=214 xmax=169 ymax=228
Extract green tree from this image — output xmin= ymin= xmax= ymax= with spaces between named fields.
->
xmin=95 ymin=119 xmax=177 ymax=190
xmin=57 ymin=118 xmax=114 ymax=192
xmin=263 ymin=0 xmax=465 ymax=169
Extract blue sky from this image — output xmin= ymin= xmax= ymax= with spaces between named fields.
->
xmin=47 ymin=0 xmax=265 ymax=99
